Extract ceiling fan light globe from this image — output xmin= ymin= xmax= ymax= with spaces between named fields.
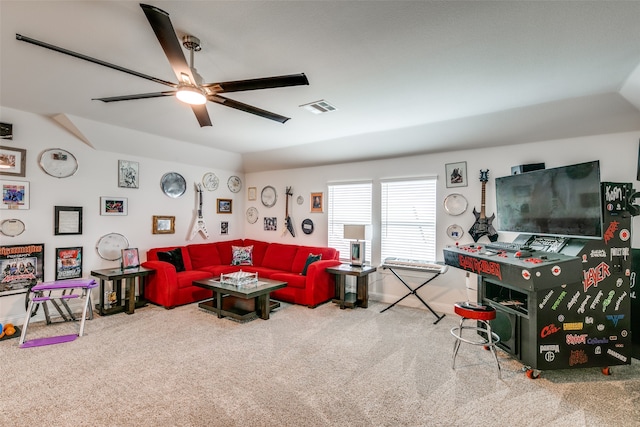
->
xmin=176 ymin=86 xmax=207 ymax=105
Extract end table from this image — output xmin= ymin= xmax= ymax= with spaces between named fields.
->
xmin=326 ymin=264 xmax=377 ymax=309
xmin=91 ymin=267 xmax=154 ymax=315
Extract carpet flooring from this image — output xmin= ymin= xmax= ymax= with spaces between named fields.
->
xmin=1 ymin=300 xmax=639 ymax=426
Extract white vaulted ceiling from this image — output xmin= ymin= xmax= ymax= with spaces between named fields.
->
xmin=2 ymin=1 xmax=640 ymax=172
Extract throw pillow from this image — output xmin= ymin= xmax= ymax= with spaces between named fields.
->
xmin=301 ymin=253 xmax=322 ymax=276
xmin=232 ymin=245 xmax=253 ymax=266
xmin=156 ymin=248 xmax=185 ymax=272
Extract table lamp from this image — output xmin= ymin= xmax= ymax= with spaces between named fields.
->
xmin=344 ymin=224 xmax=371 ymax=267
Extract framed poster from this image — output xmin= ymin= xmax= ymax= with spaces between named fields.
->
xmin=54 ymin=206 xmax=83 ymax=235
xmin=121 ymin=248 xmax=140 ymax=269
xmin=118 ymin=160 xmax=139 ymax=189
xmin=445 ymin=161 xmax=467 ymax=188
xmin=0 ymin=146 xmax=26 ymax=177
xmin=1 ymin=179 xmax=29 ymax=210
xmin=0 ymin=243 xmax=44 ymax=294
xmin=55 ymin=246 xmax=82 ymax=280
xmin=100 ymin=196 xmax=128 ymax=216
xmin=217 ymin=198 xmax=232 ymax=214
xmin=310 ymin=192 xmax=323 ymax=213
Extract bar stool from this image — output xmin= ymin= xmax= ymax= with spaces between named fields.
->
xmin=451 ymin=301 xmax=501 ymax=378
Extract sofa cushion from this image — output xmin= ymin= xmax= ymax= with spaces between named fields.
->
xmin=177 ymin=270 xmax=213 ymax=289
xmin=301 ymin=253 xmax=322 ymax=276
xmin=242 ymin=239 xmax=270 ymax=266
xmin=157 ymin=248 xmax=185 ymax=272
xmin=262 ymin=243 xmax=298 ymax=271
xmin=216 ymin=239 xmax=245 ymax=265
xmin=188 ymin=243 xmax=221 ymax=269
xmin=232 ymin=245 xmax=253 ymax=266
xmin=270 ymin=272 xmax=307 ymax=289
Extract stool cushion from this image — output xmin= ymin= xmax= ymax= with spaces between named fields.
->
xmin=454 ymin=302 xmax=496 ymax=321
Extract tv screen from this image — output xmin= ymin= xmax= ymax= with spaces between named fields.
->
xmin=495 ymin=160 xmax=602 ymax=238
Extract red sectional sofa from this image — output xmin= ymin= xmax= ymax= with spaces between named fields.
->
xmin=141 ymin=239 xmax=341 ymax=309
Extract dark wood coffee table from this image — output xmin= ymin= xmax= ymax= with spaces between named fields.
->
xmin=193 ymin=277 xmax=286 ymax=321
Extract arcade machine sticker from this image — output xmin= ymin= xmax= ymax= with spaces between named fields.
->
xmin=0 ymin=243 xmax=44 ymax=294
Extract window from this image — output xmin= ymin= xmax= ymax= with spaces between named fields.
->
xmin=381 ymin=177 xmax=437 ymax=261
xmin=327 ymin=182 xmax=372 ymax=263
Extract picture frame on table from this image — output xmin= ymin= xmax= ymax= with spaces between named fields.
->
xmin=118 ymin=160 xmax=139 ymax=189
xmin=121 ymin=248 xmax=140 ymax=269
xmin=54 ymin=206 xmax=83 ymax=235
xmin=1 ymin=179 xmax=29 ymax=210
xmin=0 ymin=146 xmax=26 ymax=177
xmin=310 ymin=192 xmax=323 ymax=213
xmin=55 ymin=246 xmax=83 ymax=281
xmin=217 ymin=198 xmax=232 ymax=214
xmin=100 ymin=196 xmax=128 ymax=216
xmin=152 ymin=215 xmax=175 ymax=234
xmin=445 ymin=161 xmax=468 ymax=188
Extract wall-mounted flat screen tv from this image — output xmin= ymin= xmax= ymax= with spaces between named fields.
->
xmin=495 ymin=160 xmax=602 ymax=239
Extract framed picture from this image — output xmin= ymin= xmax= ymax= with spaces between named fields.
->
xmin=100 ymin=196 xmax=128 ymax=216
xmin=248 ymin=186 xmax=257 ymax=201
xmin=310 ymin=192 xmax=323 ymax=213
xmin=0 ymin=146 xmax=26 ymax=177
xmin=1 ymin=179 xmax=29 ymax=210
xmin=121 ymin=248 xmax=140 ymax=269
xmin=54 ymin=206 xmax=83 ymax=235
xmin=0 ymin=243 xmax=44 ymax=294
xmin=220 ymin=221 xmax=229 ymax=235
xmin=152 ymin=215 xmax=175 ymax=234
xmin=217 ymin=198 xmax=232 ymax=214
xmin=55 ymin=246 xmax=83 ymax=281
xmin=118 ymin=160 xmax=139 ymax=189
xmin=0 ymin=123 xmax=12 ymax=140
xmin=264 ymin=217 xmax=277 ymax=231
xmin=445 ymin=161 xmax=468 ymax=188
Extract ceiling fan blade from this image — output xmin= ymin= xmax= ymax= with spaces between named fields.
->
xmin=140 ymin=4 xmax=195 ymax=85
xmin=190 ymin=104 xmax=213 ymax=127
xmin=203 ymin=73 xmax=309 ymax=93
xmin=210 ymin=95 xmax=290 ymax=123
xmin=15 ymin=34 xmax=176 ymax=88
xmin=93 ymin=91 xmax=176 ymax=103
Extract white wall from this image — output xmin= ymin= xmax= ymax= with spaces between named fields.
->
xmin=244 ymin=131 xmax=640 ymax=316
xmin=2 ymin=105 xmax=640 ymax=325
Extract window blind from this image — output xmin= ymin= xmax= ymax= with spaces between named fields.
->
xmin=327 ymin=182 xmax=372 ymax=262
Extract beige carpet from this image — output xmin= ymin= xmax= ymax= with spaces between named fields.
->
xmin=1 ymin=299 xmax=639 ymax=427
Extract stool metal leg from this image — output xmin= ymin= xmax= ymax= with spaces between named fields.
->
xmin=484 ymin=321 xmax=502 ymax=379
xmin=452 ymin=317 xmax=464 ymax=369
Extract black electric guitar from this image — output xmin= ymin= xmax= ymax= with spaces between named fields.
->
xmin=189 ymin=183 xmax=210 ymax=240
xmin=469 ymin=170 xmax=498 ymax=242
xmin=283 ymin=186 xmax=295 ymax=237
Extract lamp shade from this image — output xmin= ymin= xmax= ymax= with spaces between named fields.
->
xmin=343 ymin=224 xmax=371 ymax=241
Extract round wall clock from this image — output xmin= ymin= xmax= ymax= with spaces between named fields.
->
xmin=443 ymin=193 xmax=468 ymax=216
xmin=0 ymin=219 xmax=25 ymax=237
xmin=38 ymin=148 xmax=78 ymax=178
xmin=227 ymin=176 xmax=242 ymax=193
xmin=261 ymin=185 xmax=277 ymax=207
xmin=202 ymin=172 xmax=219 ymax=191
xmin=96 ymin=232 xmax=129 ymax=261
xmin=246 ymin=207 xmax=259 ymax=224
xmin=160 ymin=172 xmax=187 ymax=198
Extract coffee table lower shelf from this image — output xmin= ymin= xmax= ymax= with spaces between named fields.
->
xmin=198 ymin=296 xmax=281 ymax=321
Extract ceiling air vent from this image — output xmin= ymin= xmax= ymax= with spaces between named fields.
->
xmin=300 ymin=100 xmax=337 ymax=114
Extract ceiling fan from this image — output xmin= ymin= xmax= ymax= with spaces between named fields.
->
xmin=15 ymin=3 xmax=309 ymax=127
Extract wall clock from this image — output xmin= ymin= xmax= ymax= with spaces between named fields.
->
xmin=96 ymin=232 xmax=129 ymax=261
xmin=246 ymin=207 xmax=259 ymax=224
xmin=261 ymin=186 xmax=277 ymax=207
xmin=227 ymin=175 xmax=242 ymax=193
xmin=38 ymin=148 xmax=78 ymax=178
xmin=202 ymin=172 xmax=219 ymax=191
xmin=160 ymin=172 xmax=187 ymax=198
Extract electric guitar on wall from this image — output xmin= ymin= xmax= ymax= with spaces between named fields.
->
xmin=283 ymin=186 xmax=296 ymax=237
xmin=189 ymin=183 xmax=210 ymax=240
xmin=469 ymin=169 xmax=499 ymax=243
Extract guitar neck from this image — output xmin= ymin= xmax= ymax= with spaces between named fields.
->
xmin=480 ymin=182 xmax=487 ymax=218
